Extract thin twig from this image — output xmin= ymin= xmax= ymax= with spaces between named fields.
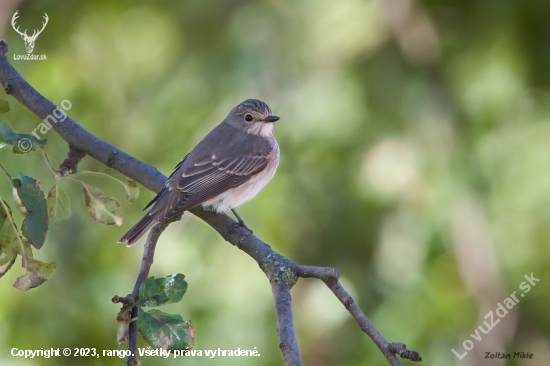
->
xmin=126 ymin=215 xmax=181 ymax=366
xmin=39 ymin=146 xmax=58 ymax=175
xmin=296 ymin=265 xmax=422 ymax=364
xmin=389 ymin=343 xmax=422 ymax=363
xmin=0 ymin=162 xmax=12 ymax=181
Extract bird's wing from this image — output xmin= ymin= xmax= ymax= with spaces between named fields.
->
xmin=149 ymin=136 xmax=273 ymax=220
xmin=143 ymin=153 xmax=189 ymax=211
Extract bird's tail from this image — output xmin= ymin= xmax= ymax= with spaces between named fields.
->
xmin=118 ymin=211 xmax=158 ymax=246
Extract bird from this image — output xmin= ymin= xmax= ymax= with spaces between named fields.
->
xmin=118 ymin=99 xmax=280 ymax=246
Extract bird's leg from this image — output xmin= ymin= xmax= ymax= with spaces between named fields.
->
xmin=231 ymin=208 xmax=253 ymax=234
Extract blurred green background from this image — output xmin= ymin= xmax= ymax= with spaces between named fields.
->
xmin=1 ymin=0 xmax=550 ymax=365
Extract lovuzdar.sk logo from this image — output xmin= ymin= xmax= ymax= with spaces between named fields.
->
xmin=11 ymin=10 xmax=48 ymax=61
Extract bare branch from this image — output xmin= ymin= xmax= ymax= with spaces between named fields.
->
xmin=389 ymin=343 xmax=423 ymax=363
xmin=0 ymin=39 xmax=420 ymax=366
xmin=296 ymin=265 xmax=422 ymax=364
xmin=271 ymin=281 xmax=301 ymax=366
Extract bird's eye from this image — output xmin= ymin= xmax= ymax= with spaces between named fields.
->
xmin=245 ymin=114 xmax=253 ymax=122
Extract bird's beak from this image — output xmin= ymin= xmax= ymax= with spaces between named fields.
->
xmin=262 ymin=115 xmax=280 ymax=123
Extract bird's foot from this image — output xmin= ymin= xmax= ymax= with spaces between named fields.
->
xmin=234 ymin=220 xmax=253 ymax=234
xmin=231 ymin=208 xmax=253 ymax=234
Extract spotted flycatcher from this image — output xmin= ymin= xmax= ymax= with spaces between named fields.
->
xmin=118 ymin=99 xmax=280 ymax=246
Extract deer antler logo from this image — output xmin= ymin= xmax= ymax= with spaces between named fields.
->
xmin=11 ymin=11 xmax=49 ymax=54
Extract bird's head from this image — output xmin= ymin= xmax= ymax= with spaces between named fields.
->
xmin=226 ymin=99 xmax=280 ymax=137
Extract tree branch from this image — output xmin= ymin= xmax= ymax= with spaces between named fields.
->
xmin=271 ymin=281 xmax=301 ymax=365
xmin=0 ymin=39 xmax=421 ymax=366
xmin=295 ymin=265 xmax=422 ymax=364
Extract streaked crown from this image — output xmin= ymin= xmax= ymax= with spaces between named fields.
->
xmin=234 ymin=99 xmax=272 ymax=117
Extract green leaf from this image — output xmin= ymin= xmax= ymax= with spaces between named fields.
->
xmin=46 ymin=182 xmax=71 ymax=224
xmin=139 ymin=274 xmax=188 ymax=307
xmin=0 ymin=121 xmax=46 ymax=154
xmin=0 ymin=99 xmax=10 ymax=114
xmin=74 ymin=168 xmax=139 ymax=202
xmin=12 ymin=174 xmax=49 ymax=249
xmin=0 ymin=200 xmax=19 ymax=278
xmin=0 ymin=197 xmax=55 ymax=290
xmin=13 ymin=257 xmax=56 ymax=291
xmin=137 ymin=308 xmax=194 ymax=351
xmin=82 ymin=183 xmax=123 ymax=226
